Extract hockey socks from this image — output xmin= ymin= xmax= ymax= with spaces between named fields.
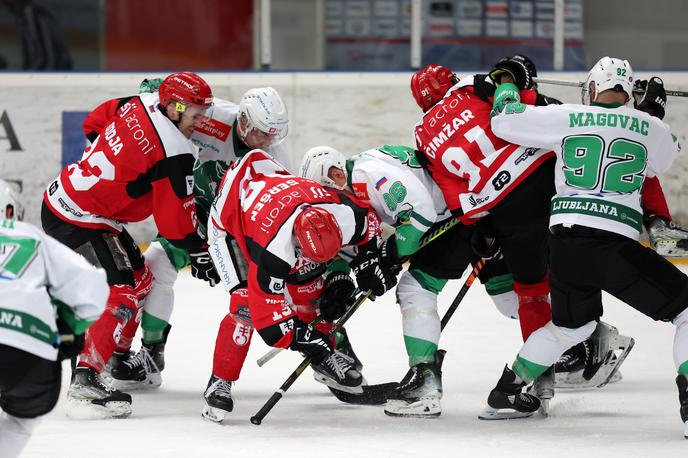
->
xmin=78 ymin=285 xmax=138 ymax=372
xmin=514 ymin=280 xmax=551 ymax=341
xmin=213 ymin=312 xmax=253 ymax=381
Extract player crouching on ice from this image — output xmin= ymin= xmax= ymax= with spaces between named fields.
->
xmin=201 ymin=150 xmax=397 ymax=422
xmin=481 ymin=57 xmax=688 ymax=436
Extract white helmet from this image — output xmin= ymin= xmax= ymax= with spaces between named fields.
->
xmin=582 ymin=56 xmax=634 ymax=105
xmin=237 ymin=87 xmax=289 ymax=147
xmin=299 ymin=146 xmax=348 ymax=190
xmin=0 ymin=179 xmax=24 ymax=221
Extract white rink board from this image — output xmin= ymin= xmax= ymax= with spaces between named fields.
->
xmin=21 ymin=268 xmax=688 ymax=457
xmin=1 ymin=71 xmax=687 ymax=242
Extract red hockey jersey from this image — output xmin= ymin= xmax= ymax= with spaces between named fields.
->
xmin=44 ymin=92 xmax=204 ymax=250
xmin=414 ymin=76 xmax=554 ymax=222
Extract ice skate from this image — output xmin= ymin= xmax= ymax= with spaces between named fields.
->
xmin=110 ymin=342 xmax=164 ymax=391
xmin=647 ymin=216 xmax=688 ymax=257
xmin=311 ymin=349 xmax=363 ymax=394
xmin=676 ymin=374 xmax=688 ymax=439
xmin=335 ymin=327 xmax=363 ymax=372
xmin=201 ymin=375 xmax=234 ymax=423
xmin=65 ymin=366 xmax=132 ymax=420
xmin=529 ymin=366 xmax=554 ymax=416
xmin=479 ymin=365 xmax=540 ymax=420
xmin=555 ymin=322 xmax=632 ymax=389
xmin=102 ymin=350 xmax=134 ymax=381
xmin=384 ymin=350 xmax=445 ymax=418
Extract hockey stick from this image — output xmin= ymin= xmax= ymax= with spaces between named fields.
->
xmin=534 ymin=76 xmax=688 ymax=98
xmin=256 ymin=217 xmax=462 ymax=367
xmin=440 ymin=258 xmax=485 ymax=330
xmin=250 ymin=290 xmax=374 ymax=425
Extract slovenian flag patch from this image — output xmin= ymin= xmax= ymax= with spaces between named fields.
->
xmin=375 ymin=177 xmax=388 ymax=190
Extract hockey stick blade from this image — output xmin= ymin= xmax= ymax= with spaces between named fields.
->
xmin=328 ymin=382 xmax=399 ymax=405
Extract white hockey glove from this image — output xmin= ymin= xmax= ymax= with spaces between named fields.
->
xmin=647 ymin=215 xmax=688 ymax=257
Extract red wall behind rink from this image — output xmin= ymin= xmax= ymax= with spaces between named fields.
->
xmin=105 ymin=0 xmax=253 ymax=71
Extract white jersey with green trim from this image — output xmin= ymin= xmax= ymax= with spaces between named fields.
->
xmin=191 ymin=97 xmax=291 ymax=171
xmin=348 ymin=146 xmax=450 ymax=255
xmin=492 ymin=102 xmax=680 ymax=240
xmin=0 ymin=220 xmax=108 ymax=361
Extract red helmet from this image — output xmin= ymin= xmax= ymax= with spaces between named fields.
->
xmin=158 ymin=72 xmax=213 ymax=109
xmin=410 ymin=64 xmax=458 ymax=112
xmin=294 ymin=206 xmax=343 ymax=263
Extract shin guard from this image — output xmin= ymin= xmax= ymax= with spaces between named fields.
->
xmin=212 ymin=312 xmax=254 ymax=381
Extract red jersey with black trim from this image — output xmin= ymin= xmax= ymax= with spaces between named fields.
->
xmin=44 ymin=92 xmax=204 ymax=250
xmin=414 ymin=75 xmax=554 ymax=221
xmin=208 ymin=149 xmax=380 ymax=342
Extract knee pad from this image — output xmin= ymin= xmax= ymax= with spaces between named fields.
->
xmin=673 ymin=307 xmax=688 ymax=373
xmin=547 ymin=320 xmax=597 ymax=352
xmin=491 ymin=291 xmax=519 ymax=320
xmin=145 ymin=241 xmax=180 ymax=287
xmin=133 ymin=263 xmax=154 ymax=301
xmin=519 ymin=320 xmax=596 ymax=369
xmin=397 ymin=271 xmax=440 ymax=317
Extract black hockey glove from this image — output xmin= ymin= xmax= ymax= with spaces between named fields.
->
xmin=512 ymin=54 xmax=538 ymax=88
xmin=56 ymin=317 xmax=85 ymax=361
xmin=290 ymin=320 xmax=333 ymax=364
xmin=489 ymin=55 xmax=534 ymax=90
xmin=470 ymin=232 xmax=501 ymax=260
xmin=379 ymin=236 xmax=404 ymax=276
xmin=633 ymin=77 xmax=666 ymax=120
xmin=319 ymin=272 xmax=357 ymax=322
xmin=189 ymin=250 xmax=221 ymax=287
xmin=350 ymin=249 xmax=398 ymax=297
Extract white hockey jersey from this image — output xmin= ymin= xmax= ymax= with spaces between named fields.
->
xmin=348 ymin=146 xmax=450 ymax=255
xmin=492 ymin=102 xmax=680 ymax=239
xmin=0 ymin=220 xmax=108 ymax=361
xmin=192 ymin=97 xmax=291 ymax=171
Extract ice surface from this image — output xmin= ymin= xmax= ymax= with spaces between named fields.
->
xmin=22 ymin=268 xmax=688 ymax=457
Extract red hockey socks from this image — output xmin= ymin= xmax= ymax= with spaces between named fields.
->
xmin=212 ymin=312 xmax=253 ymax=381
xmin=514 ymin=278 xmax=551 ymax=341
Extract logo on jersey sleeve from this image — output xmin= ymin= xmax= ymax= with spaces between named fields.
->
xmin=352 ymin=183 xmax=369 ymax=200
xmin=374 ymin=177 xmax=388 ymax=190
xmin=196 ymin=119 xmax=231 ymax=141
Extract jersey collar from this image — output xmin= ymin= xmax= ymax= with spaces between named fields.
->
xmin=345 ymin=159 xmax=355 ymax=190
xmin=591 ymin=101 xmax=624 ymax=109
xmin=231 ymin=120 xmax=252 ymax=157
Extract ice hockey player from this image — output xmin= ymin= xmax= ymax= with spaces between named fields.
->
xmin=481 ymin=57 xmax=688 ymax=436
xmin=41 ymin=72 xmax=216 ymax=418
xmin=102 ymin=83 xmax=290 ymax=390
xmin=300 ymin=144 xmax=518 ymax=417
xmin=0 ymin=182 xmax=109 ymax=456
xmin=411 ymin=57 xmax=559 ymax=410
xmin=200 ymin=149 xmax=397 ymax=422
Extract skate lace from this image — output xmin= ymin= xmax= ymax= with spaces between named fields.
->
xmin=123 ymin=347 xmax=158 ymax=374
xmin=208 ymin=378 xmax=233 ymax=399
xmin=324 ymin=350 xmax=355 ymax=379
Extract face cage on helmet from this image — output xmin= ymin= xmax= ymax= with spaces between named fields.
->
xmin=238 ymin=112 xmax=287 ymax=148
xmin=172 ymin=100 xmax=214 ymax=124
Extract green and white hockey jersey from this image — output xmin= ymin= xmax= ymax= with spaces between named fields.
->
xmin=348 ymin=145 xmax=450 ymax=256
xmin=492 ymin=102 xmax=680 ymax=240
xmin=191 ymin=97 xmax=291 ymax=218
xmin=0 ymin=220 xmax=108 ymax=361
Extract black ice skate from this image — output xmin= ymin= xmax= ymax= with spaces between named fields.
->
xmin=676 ymin=374 xmax=688 ymax=439
xmin=384 ymin=350 xmax=445 ymax=418
xmin=334 ymin=327 xmax=363 ymax=372
xmin=479 ymin=365 xmax=540 ymax=420
xmin=102 ymin=349 xmax=134 ymax=380
xmin=555 ymin=322 xmax=632 ymax=389
xmin=529 ymin=366 xmax=554 ymax=416
xmin=311 ymin=349 xmax=363 ymax=394
xmin=202 ymin=375 xmax=234 ymax=423
xmin=110 ymin=341 xmax=164 ymax=391
xmin=66 ymin=366 xmax=132 ymax=420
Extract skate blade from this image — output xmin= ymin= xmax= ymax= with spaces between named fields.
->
xmin=313 ymin=372 xmax=364 ymax=394
xmin=65 ymin=397 xmax=132 ymax=420
xmin=110 ymin=373 xmax=162 ymax=391
xmin=478 ymin=406 xmax=534 ymax=420
xmin=555 ymin=369 xmax=623 ymax=389
xmin=201 ymin=404 xmax=230 ymax=424
xmin=384 ymin=398 xmax=441 ymax=418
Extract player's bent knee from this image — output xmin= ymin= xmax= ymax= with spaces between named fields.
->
xmin=547 ymin=320 xmax=596 ymax=351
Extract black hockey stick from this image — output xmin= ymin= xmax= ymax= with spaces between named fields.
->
xmin=250 ymin=290 xmax=374 ymax=425
xmin=534 ymin=77 xmax=688 ymax=98
xmin=440 ymin=258 xmax=485 ymax=330
xmin=256 ymin=217 xmax=461 ymax=367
